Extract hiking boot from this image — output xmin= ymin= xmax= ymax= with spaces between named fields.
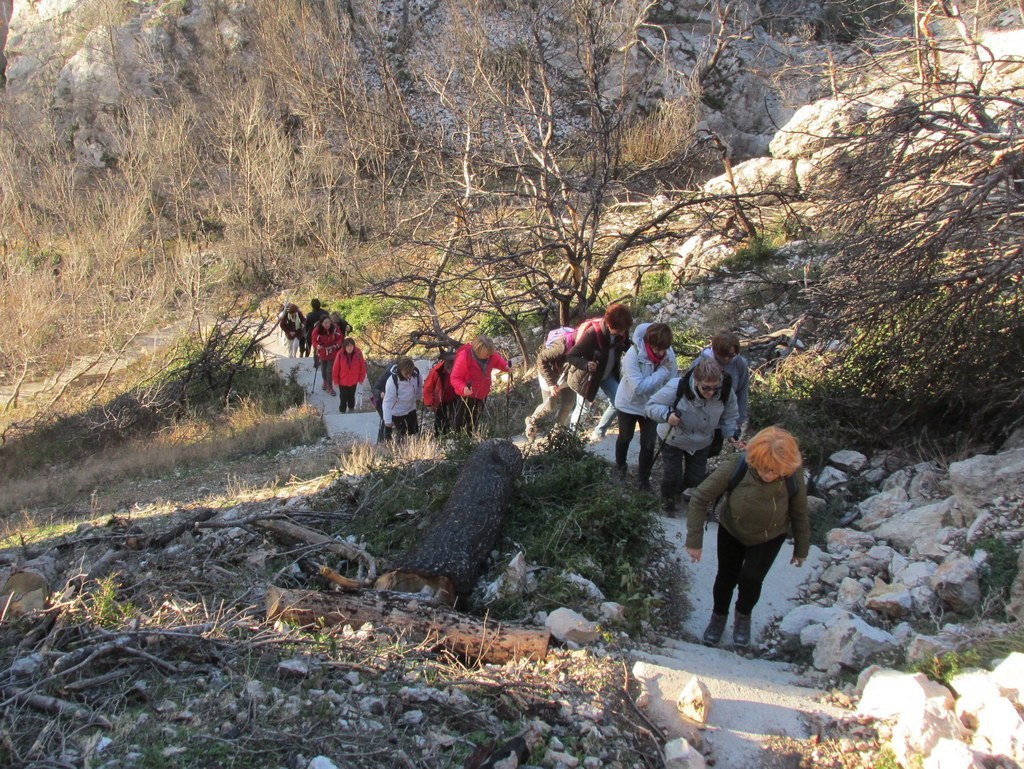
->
xmin=590 ymin=429 xmax=606 ymax=443
xmin=524 ymin=419 xmax=538 ymax=441
xmin=637 ymin=479 xmax=651 ymax=493
xmin=702 ymin=613 xmax=727 ymax=646
xmin=616 ymin=464 xmax=628 ymax=482
xmin=733 ymin=612 xmax=752 ymax=647
xmin=662 ymin=496 xmax=677 ymax=515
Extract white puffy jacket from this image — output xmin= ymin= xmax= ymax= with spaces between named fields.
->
xmin=614 ymin=323 xmax=678 ymax=417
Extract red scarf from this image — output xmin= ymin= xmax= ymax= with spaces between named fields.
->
xmin=644 ymin=341 xmax=665 ymax=366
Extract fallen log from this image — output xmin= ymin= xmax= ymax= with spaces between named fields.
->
xmin=254 ymin=518 xmax=378 ymax=581
xmin=374 ymin=439 xmax=523 ymax=605
xmin=266 ymin=586 xmax=548 ymax=664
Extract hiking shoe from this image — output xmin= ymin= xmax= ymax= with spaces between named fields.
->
xmin=702 ymin=613 xmax=728 ymax=646
xmin=733 ymin=612 xmax=752 ymax=647
xmin=637 ymin=479 xmax=651 ymax=493
xmin=590 ymin=429 xmax=606 ymax=442
xmin=616 ymin=464 xmax=628 ymax=482
xmin=524 ymin=419 xmax=538 ymax=440
xmin=662 ymin=496 xmax=677 ymax=515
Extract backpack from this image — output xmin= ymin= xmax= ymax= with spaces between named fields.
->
xmin=575 ymin=318 xmax=606 ymax=351
xmin=727 ymin=455 xmax=798 ymax=498
xmin=544 ymin=326 xmax=576 ymax=350
xmin=422 ymin=360 xmax=446 ymax=408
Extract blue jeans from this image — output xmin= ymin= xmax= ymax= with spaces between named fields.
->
xmin=572 ymin=376 xmax=618 ymax=434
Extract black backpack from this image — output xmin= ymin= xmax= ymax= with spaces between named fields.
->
xmin=727 ymin=454 xmax=798 ymax=498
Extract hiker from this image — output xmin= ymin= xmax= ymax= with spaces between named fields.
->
xmin=330 ymin=312 xmax=353 ymax=338
xmin=423 ymin=351 xmax=459 ymax=436
xmin=692 ymin=330 xmax=750 ymax=440
xmin=524 ymin=325 xmax=578 ymax=440
xmin=450 ymin=335 xmax=511 ymax=434
xmin=304 ymin=298 xmax=329 ymax=358
xmin=645 ymin=358 xmax=739 ymax=514
xmin=565 ymin=304 xmax=632 ymax=441
xmin=311 ymin=315 xmax=344 ymax=396
xmin=382 ymin=357 xmax=421 ymax=442
xmin=332 ymin=337 xmax=367 ymax=413
xmin=613 ymin=322 xmax=676 ymax=491
xmin=279 ymin=303 xmax=306 ymax=358
xmin=685 ymin=426 xmax=810 ymax=648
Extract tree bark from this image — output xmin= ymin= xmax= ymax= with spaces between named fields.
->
xmin=265 ymin=586 xmax=549 ymax=664
xmin=375 ymin=439 xmax=523 ymax=604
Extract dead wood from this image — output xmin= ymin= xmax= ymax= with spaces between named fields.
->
xmin=149 ymin=506 xmax=217 ymax=548
xmin=376 ymin=439 xmax=523 ymax=603
xmin=1 ymin=686 xmax=112 ymax=729
xmin=265 ymin=586 xmax=549 ymax=664
xmin=254 ymin=518 xmax=378 ymax=579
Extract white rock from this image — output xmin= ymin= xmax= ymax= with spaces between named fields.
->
xmin=907 ymin=634 xmax=958 ymax=663
xmin=676 ymin=677 xmax=712 ymax=724
xmin=929 ymin=554 xmax=981 ymax=613
xmin=546 ymin=608 xmax=600 ymax=645
xmin=894 ymin=559 xmax=938 ymax=587
xmin=770 ymin=98 xmax=869 ymax=159
xmin=820 ymin=564 xmax=850 ymax=586
xmin=599 ymin=602 xmax=626 ymax=623
xmin=836 ymin=577 xmax=866 ymax=609
xmin=826 ymin=528 xmax=875 ymax=554
xmin=967 ymin=695 xmax=1024 ymax=764
xmin=777 ymin=605 xmax=850 ymax=649
xmin=865 ymin=581 xmax=913 ymax=619
xmin=922 ymin=738 xmax=986 ymax=769
xmin=891 ymin=700 xmax=966 ymax=768
xmin=277 ymin=658 xmax=312 ymax=677
xmin=563 ymin=572 xmax=605 ymax=601
xmin=829 ymin=450 xmax=868 ymax=472
xmin=664 ymin=737 xmax=707 ymax=769
xmin=949 ymin=449 xmax=1024 ymax=523
xmin=816 ymin=466 xmax=849 ymax=491
xmin=307 ymin=757 xmax=339 ymax=769
xmin=858 ymin=487 xmax=912 ymax=530
xmin=858 ymin=670 xmax=954 ymax=719
xmin=872 ymin=498 xmax=961 ymax=549
xmin=992 ymin=652 xmax=1024 ymax=704
xmin=812 ymin=616 xmax=899 ymax=672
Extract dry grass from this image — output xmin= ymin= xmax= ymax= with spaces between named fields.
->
xmin=0 ymin=402 xmax=324 ymax=520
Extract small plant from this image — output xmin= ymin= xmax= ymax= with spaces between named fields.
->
xmin=913 ymin=649 xmax=982 ymax=688
xmin=724 ymin=234 xmax=785 ymax=273
xmin=88 ymin=575 xmax=137 ymax=628
xmin=969 ymin=536 xmax=1019 ymax=617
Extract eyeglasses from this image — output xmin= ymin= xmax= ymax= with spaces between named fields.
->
xmin=696 ymin=382 xmax=721 ymax=394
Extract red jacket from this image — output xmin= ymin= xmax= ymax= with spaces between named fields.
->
xmin=311 ymin=326 xmax=344 ymax=362
xmin=332 ymin=347 xmax=367 ymax=387
xmin=450 ymin=344 xmax=510 ymax=401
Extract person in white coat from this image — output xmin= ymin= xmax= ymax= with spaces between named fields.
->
xmin=613 ymin=323 xmax=676 ymax=491
xmin=382 ymin=357 xmax=421 ymax=443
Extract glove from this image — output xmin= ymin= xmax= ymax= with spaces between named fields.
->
xmin=708 ymin=429 xmax=724 ymax=457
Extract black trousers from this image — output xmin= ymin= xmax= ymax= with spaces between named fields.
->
xmin=452 ymin=397 xmax=485 ymax=434
xmin=712 ymin=526 xmax=787 ymax=615
xmin=615 ymin=412 xmax=658 ymax=482
xmin=434 ymin=400 xmax=458 ymax=436
xmin=337 ymin=385 xmax=357 ymax=412
xmin=660 ymin=445 xmax=709 ymax=500
xmin=384 ymin=411 xmax=419 ymax=443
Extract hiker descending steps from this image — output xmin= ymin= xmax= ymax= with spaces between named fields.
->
xmin=565 ymin=304 xmax=632 ymax=440
xmin=685 ymin=426 xmax=810 ymax=648
xmin=332 ymin=337 xmax=367 ymax=413
xmin=311 ymin=315 xmax=344 ymax=396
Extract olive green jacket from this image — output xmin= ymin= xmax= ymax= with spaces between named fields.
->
xmin=686 ymin=454 xmax=810 ymax=558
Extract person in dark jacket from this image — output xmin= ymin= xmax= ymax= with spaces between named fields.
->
xmin=279 ymin=303 xmax=306 ymax=358
xmin=564 ymin=304 xmax=632 ymax=440
xmin=690 ymin=330 xmax=750 ymax=440
xmin=524 ymin=330 xmax=577 ymax=440
xmin=685 ymin=426 xmax=810 ymax=648
xmin=304 ymin=298 xmax=328 ymax=358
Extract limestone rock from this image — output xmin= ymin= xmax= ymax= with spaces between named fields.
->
xmin=922 ymin=738 xmax=986 ymax=769
xmin=545 ymin=608 xmax=600 ymax=645
xmin=929 ymin=554 xmax=981 ymax=614
xmin=599 ymin=602 xmax=625 ymax=623
xmin=891 ymin=701 xmax=967 ymax=768
xmin=907 ymin=634 xmax=958 ymax=664
xmin=865 ymin=581 xmax=913 ymax=619
xmin=664 ymin=737 xmax=706 ymax=769
xmin=871 ymin=498 xmax=960 ymax=550
xmin=676 ymin=677 xmax=712 ymax=724
xmin=857 ymin=487 xmax=912 ymax=531
xmin=829 ymin=450 xmax=868 ymax=472
xmin=1008 ymin=547 xmax=1024 ymax=623
xmin=703 ymin=157 xmax=799 ymax=198
xmin=826 ymin=528 xmax=874 ymax=554
xmin=991 ymin=653 xmax=1024 ymax=705
xmin=816 ymin=466 xmax=848 ymax=491
xmin=836 ymin=577 xmax=866 ymax=610
xmin=777 ymin=605 xmax=850 ymax=650
xmin=949 ymin=449 xmax=1024 ymax=522
xmin=812 ymin=616 xmax=899 ymax=672
xmin=857 ymin=670 xmax=954 ymax=720
xmin=769 ymin=98 xmax=869 ymax=159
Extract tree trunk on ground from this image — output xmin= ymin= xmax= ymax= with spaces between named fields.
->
xmin=265 ymin=586 xmax=549 ymax=663
xmin=374 ymin=439 xmax=523 ymax=605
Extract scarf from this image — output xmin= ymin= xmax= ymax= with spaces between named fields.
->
xmin=644 ymin=341 xmax=666 ymax=367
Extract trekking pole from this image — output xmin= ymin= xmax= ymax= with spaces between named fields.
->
xmin=310 ymin=363 xmax=318 ymax=396
xmin=651 ymin=420 xmax=676 ymax=466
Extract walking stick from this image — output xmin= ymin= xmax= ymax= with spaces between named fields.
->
xmin=651 ymin=421 xmax=676 ymax=466
xmin=310 ymin=363 xmax=318 ymax=396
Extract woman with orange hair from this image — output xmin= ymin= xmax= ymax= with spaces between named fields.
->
xmin=685 ymin=426 xmax=810 ymax=648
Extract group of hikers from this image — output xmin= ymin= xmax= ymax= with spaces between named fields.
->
xmin=280 ymin=298 xmax=808 ymax=649
xmin=525 ymin=303 xmax=808 ymax=649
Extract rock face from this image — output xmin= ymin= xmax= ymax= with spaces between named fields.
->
xmin=949 ymin=449 xmax=1024 ymax=522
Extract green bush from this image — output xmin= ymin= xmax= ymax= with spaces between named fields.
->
xmin=723 ymin=234 xmax=784 ymax=273
xmin=970 ymin=537 xmax=1020 ymax=617
xmin=330 ymin=295 xmax=406 ymax=333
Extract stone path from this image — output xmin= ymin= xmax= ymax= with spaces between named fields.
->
xmin=267 ymin=341 xmax=842 ymax=767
